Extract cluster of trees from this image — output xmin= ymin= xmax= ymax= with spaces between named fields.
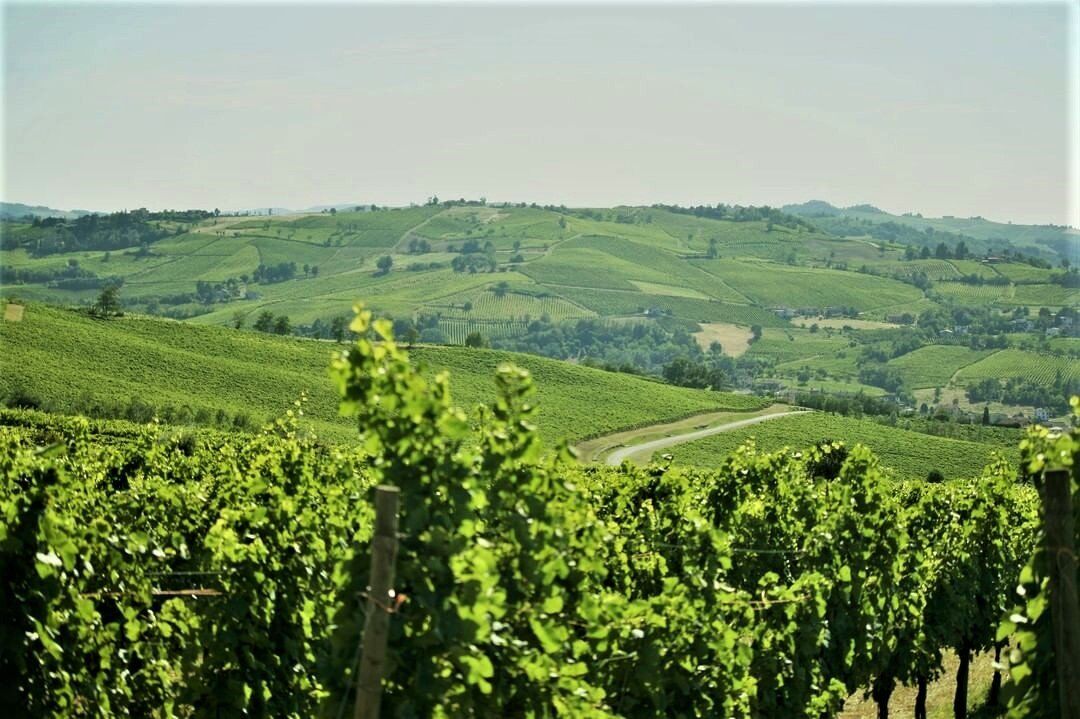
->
xmin=449 ymin=251 xmax=493 ymax=272
xmin=901 ymin=240 xmax=973 ymax=261
xmin=812 ymin=216 xmax=979 ymax=252
xmin=406 ymin=237 xmax=432 ymax=254
xmin=661 ymin=356 xmax=727 ymax=389
xmin=1 ymin=209 xmax=207 ymax=256
xmin=0 ymin=258 xmax=97 ymax=286
xmin=450 ymin=252 xmax=497 ymax=273
xmin=791 ymin=390 xmax=902 ymax=418
xmin=194 ymin=278 xmax=246 ymax=304
xmin=292 ymin=315 xmax=352 ymax=342
xmin=652 ymin=203 xmax=817 ymax=231
xmin=966 ymin=375 xmax=1079 ymax=414
xmin=250 ymin=310 xmax=292 ymax=335
xmin=252 ymin=262 xmax=299 ymax=284
xmin=491 ymin=318 xmax=708 ymax=376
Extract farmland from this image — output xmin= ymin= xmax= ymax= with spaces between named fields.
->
xmin=0 ymin=304 xmax=762 ymax=444
xmin=692 ymin=259 xmax=924 ymax=310
xmin=953 ymin=348 xmax=1080 ymax=387
xmin=2 ymin=203 xmax=1074 ymax=411
xmin=886 ymin=345 xmax=994 ymax=389
xmin=669 ymin=411 xmax=1017 ymax=480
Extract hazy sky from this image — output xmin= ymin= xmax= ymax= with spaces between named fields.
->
xmin=2 ymin=2 xmax=1077 ymax=225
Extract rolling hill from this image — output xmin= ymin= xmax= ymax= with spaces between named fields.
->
xmin=2 ymin=202 xmax=1074 ymax=412
xmin=0 ymin=303 xmax=763 ymax=445
xmin=782 ymin=200 xmax=1076 ymax=262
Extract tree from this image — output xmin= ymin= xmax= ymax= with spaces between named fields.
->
xmin=253 ymin=310 xmax=275 ymax=332
xmin=231 ymin=311 xmax=246 ymax=330
xmin=376 ymin=255 xmax=393 ymax=275
xmin=330 ymin=316 xmax=348 ymax=343
xmin=464 ymin=331 xmax=485 ymax=348
xmin=707 ymin=237 xmax=719 ymax=259
xmin=463 ymin=301 xmax=473 ymax=314
xmin=273 ymin=315 xmax=291 ymax=335
xmin=93 ymin=284 xmax=123 ymax=317
xmin=982 ymin=405 xmax=990 ymax=425
xmin=750 ymin=325 xmax=763 ymax=342
xmin=494 ymin=281 xmax=510 ymax=298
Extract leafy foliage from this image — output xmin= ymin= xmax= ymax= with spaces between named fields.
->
xmin=0 ymin=312 xmax=1047 ymax=717
xmin=997 ymin=397 xmax=1080 ymax=718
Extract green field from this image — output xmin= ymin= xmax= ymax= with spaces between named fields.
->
xmin=953 ymin=348 xmax=1080 ymax=387
xmin=692 ymin=259 xmax=924 ymax=310
xmin=3 ymin=206 xmax=914 ymax=334
xmin=669 ymin=412 xmax=1016 ymax=480
xmin=887 ymin=345 xmax=994 ymax=389
xmin=3 ymin=203 xmax=1072 ymax=409
xmin=744 ymin=327 xmax=854 ymax=364
xmin=0 ymin=304 xmax=762 ymax=444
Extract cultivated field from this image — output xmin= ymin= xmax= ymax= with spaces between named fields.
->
xmin=0 ymin=304 xmax=761 ymax=444
xmin=669 ymin=412 xmax=1016 ymax=480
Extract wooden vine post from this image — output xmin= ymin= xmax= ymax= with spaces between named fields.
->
xmin=355 ymin=485 xmax=400 ymax=719
xmin=1044 ymin=469 xmax=1080 ymax=719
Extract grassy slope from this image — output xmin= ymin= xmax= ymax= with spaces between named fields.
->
xmin=0 ymin=304 xmax=762 ymax=444
xmin=886 ymin=345 xmax=995 ymax=389
xmin=2 ymin=206 xmax=945 ymax=329
xmin=668 ymin=412 xmax=1017 ymax=480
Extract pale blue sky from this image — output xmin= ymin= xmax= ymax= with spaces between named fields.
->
xmin=2 ymin=2 xmax=1076 ymax=225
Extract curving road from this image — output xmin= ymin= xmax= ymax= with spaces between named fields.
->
xmin=604 ymin=410 xmax=811 ymax=466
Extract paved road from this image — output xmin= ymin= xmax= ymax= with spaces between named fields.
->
xmin=605 ymin=410 xmax=811 ymax=466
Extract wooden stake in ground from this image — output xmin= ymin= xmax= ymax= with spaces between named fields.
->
xmin=1043 ymin=469 xmax=1080 ymax=719
xmin=355 ymin=485 xmax=400 ymax=719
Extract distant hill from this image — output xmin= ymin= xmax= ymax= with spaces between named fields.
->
xmin=0 ymin=202 xmax=93 ymax=220
xmin=230 ymin=203 xmax=376 ymax=216
xmin=783 ymin=200 xmax=1075 ymax=262
xmin=2 ymin=201 xmax=1073 ymax=412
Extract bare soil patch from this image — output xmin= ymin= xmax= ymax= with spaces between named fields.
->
xmin=693 ymin=322 xmax=754 ymax=356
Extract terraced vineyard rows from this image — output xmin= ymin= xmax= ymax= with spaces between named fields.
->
xmin=932 ymin=282 xmax=1014 ymax=305
xmin=428 ymin=290 xmax=595 ymax=322
xmin=886 ymin=345 xmax=994 ymax=389
xmin=1 ymin=304 xmax=755 ymax=445
xmin=669 ymin=411 xmax=1017 ymax=480
xmin=954 ymin=348 xmax=1080 ymax=386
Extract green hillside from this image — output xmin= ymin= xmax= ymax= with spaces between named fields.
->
xmin=783 ymin=200 xmax=1076 ymax=261
xmin=0 ymin=304 xmax=762 ymax=444
xmin=2 ymin=202 xmax=1074 ymax=412
xmin=669 ymin=411 xmax=1018 ymax=480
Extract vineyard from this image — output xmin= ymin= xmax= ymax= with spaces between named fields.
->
xmin=887 ymin=345 xmax=995 ymax=389
xmin=954 ymin=349 xmax=1080 ymax=387
xmin=668 ymin=411 xmax=1017 ymax=480
xmin=429 ymin=289 xmax=595 ymax=323
xmin=1 ymin=311 xmax=1073 ymax=718
xmin=932 ymin=282 xmax=1014 ymax=305
xmin=1 ymin=304 xmax=755 ymax=445
xmin=692 ymin=259 xmax=924 ymax=311
xmin=436 ymin=317 xmax=528 ymax=344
